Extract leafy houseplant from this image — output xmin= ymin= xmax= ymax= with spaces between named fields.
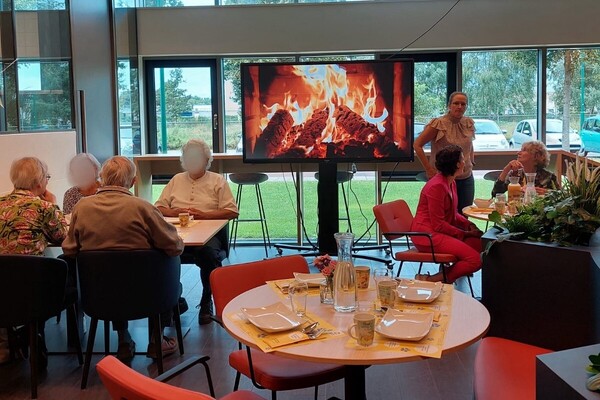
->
xmin=488 ymin=156 xmax=600 ymax=247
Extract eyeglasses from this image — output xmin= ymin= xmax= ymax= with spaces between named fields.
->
xmin=46 ymin=174 xmax=51 ymax=180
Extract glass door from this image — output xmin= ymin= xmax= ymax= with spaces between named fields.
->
xmin=145 ymin=59 xmax=218 ymax=153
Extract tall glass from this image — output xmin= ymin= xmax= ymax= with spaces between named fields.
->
xmin=333 ymin=232 xmax=357 ymax=313
xmin=524 ymin=172 xmax=537 ymax=204
xmin=507 ymin=176 xmax=522 ymax=203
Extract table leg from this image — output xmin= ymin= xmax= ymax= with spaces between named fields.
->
xmin=344 ymin=365 xmax=368 ymax=400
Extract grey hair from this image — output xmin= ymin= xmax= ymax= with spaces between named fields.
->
xmin=100 ymin=156 xmax=136 ymax=188
xmin=10 ymin=157 xmax=48 ymax=190
xmin=69 ymin=152 xmax=101 ymax=183
xmin=448 ymin=91 xmax=468 ymax=107
xmin=180 ymin=138 xmax=213 ymax=170
xmin=522 ymin=140 xmax=550 ymax=168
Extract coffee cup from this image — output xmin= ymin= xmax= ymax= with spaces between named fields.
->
xmin=347 ymin=312 xmax=375 ymax=347
xmin=377 ymin=280 xmax=398 ymax=309
xmin=178 ymin=212 xmax=190 ymax=227
xmin=354 ymin=266 xmax=370 ymax=289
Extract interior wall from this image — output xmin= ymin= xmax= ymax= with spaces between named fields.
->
xmin=136 ymin=0 xmax=600 ymax=56
xmin=0 ymin=131 xmax=77 ymax=208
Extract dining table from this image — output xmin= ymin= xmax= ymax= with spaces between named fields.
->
xmin=222 ymin=281 xmax=490 ymax=400
xmin=170 ymin=218 xmax=229 ymax=246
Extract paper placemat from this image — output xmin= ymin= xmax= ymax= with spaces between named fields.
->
xmin=266 ymin=278 xmax=322 ymax=299
xmin=346 ymin=283 xmax=453 ymax=359
xmin=227 ymin=310 xmax=343 ymax=353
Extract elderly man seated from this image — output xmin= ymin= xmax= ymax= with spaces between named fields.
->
xmin=62 ymin=156 xmax=184 ymax=361
xmin=155 ymin=138 xmax=239 ymax=325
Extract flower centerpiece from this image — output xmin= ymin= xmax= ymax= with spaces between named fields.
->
xmin=314 ymin=254 xmax=337 ymax=304
xmin=488 ymin=155 xmax=600 ymax=247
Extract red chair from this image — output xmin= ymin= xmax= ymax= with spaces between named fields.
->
xmin=373 ymin=199 xmax=475 ymax=296
xmin=210 ymin=255 xmax=346 ymax=400
xmin=97 ymin=355 xmax=265 ymax=400
xmin=474 ymin=337 xmax=552 ymax=400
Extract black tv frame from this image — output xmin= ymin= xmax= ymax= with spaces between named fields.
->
xmin=240 ymin=59 xmax=415 ymax=165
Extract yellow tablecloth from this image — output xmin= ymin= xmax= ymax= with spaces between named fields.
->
xmin=266 ymin=278 xmax=322 ymax=299
xmin=346 ymin=283 xmax=453 ymax=359
xmin=227 ymin=309 xmax=342 ymax=353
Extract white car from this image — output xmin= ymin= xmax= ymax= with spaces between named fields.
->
xmin=472 ymin=119 xmax=509 ymax=151
xmin=510 ymin=119 xmax=582 ymax=150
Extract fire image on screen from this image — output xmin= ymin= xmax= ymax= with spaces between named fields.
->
xmin=241 ymin=60 xmax=413 ymax=162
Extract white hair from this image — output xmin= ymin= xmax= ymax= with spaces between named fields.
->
xmin=180 ymin=138 xmax=213 ymax=171
xmin=100 ymin=156 xmax=136 ymax=188
xmin=10 ymin=157 xmax=48 ymax=190
xmin=68 ymin=153 xmax=101 ymax=186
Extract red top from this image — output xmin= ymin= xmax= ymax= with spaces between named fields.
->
xmin=411 ymin=173 xmax=472 ymax=241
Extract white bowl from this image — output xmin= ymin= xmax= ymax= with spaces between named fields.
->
xmin=473 ymin=198 xmax=493 ymax=208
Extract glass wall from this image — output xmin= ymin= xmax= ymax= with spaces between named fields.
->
xmin=463 ymin=49 xmax=537 ymax=151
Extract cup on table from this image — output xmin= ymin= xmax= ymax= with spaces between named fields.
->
xmin=377 ymin=280 xmax=398 ymax=310
xmin=289 ymin=281 xmax=308 ymax=317
xmin=355 ymin=266 xmax=371 ymax=289
xmin=178 ymin=212 xmax=190 ymax=227
xmin=347 ymin=312 xmax=375 ymax=347
xmin=494 ymin=194 xmax=506 ymax=215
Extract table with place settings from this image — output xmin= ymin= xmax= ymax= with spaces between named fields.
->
xmin=222 ymin=278 xmax=490 ymax=400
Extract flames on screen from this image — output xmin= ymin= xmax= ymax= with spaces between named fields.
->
xmin=249 ymin=64 xmax=402 ymax=159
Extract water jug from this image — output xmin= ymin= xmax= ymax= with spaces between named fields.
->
xmin=333 ymin=232 xmax=357 ymax=312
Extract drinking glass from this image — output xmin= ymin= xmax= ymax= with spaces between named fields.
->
xmin=289 ymin=281 xmax=308 ymax=317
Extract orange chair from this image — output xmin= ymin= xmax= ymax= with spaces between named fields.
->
xmin=97 ymin=355 xmax=266 ymax=400
xmin=373 ymin=199 xmax=475 ymax=296
xmin=210 ymin=255 xmax=346 ymax=400
xmin=473 ymin=337 xmax=552 ymax=400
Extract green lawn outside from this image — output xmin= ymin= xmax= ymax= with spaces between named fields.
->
xmin=152 ymin=177 xmax=494 ymax=240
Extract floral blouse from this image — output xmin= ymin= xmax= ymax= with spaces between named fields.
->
xmin=0 ymin=190 xmax=68 ymax=255
xmin=63 ymin=186 xmax=85 ymax=214
xmin=491 ymin=168 xmax=559 ymax=197
xmin=427 ymin=114 xmax=476 ymax=180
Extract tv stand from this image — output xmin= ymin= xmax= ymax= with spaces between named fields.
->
xmin=275 ymin=162 xmax=392 ymax=268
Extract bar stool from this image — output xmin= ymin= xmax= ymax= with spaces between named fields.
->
xmin=314 ymin=171 xmax=353 ymax=232
xmin=229 ymin=173 xmax=271 ymax=257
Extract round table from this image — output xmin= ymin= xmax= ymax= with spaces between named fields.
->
xmin=223 ymin=284 xmax=490 ymax=400
xmin=462 ymin=205 xmax=495 ymax=222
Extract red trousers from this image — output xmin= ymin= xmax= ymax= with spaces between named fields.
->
xmin=412 ymin=233 xmax=482 ymax=283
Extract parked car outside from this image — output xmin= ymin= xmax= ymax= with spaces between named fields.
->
xmin=580 ymin=115 xmax=600 ymax=154
xmin=472 ymin=119 xmax=509 ymax=151
xmin=510 ymin=119 xmax=582 ymax=151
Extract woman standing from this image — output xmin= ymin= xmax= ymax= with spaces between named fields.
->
xmin=411 ymin=145 xmax=483 ymax=283
xmin=414 ymin=92 xmax=475 ymax=212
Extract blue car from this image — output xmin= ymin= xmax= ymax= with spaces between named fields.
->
xmin=580 ymin=115 xmax=600 ymax=154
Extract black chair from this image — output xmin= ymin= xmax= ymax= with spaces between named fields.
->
xmin=76 ymin=250 xmax=183 ymax=389
xmin=0 ymin=255 xmax=83 ymax=399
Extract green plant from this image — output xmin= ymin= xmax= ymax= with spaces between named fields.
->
xmin=490 ymin=156 xmax=600 ymax=246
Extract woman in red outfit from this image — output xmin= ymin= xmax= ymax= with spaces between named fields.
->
xmin=411 ymin=144 xmax=483 ymax=283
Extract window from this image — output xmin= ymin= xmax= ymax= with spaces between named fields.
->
xmin=463 ymin=49 xmax=538 ymax=150
xmin=117 ymin=60 xmax=141 ymax=156
xmin=13 ymin=0 xmax=66 ymax=10
xmin=17 ymin=61 xmax=72 ymax=131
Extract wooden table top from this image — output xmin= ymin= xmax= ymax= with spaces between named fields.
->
xmin=463 ymin=205 xmax=495 ymax=222
xmin=222 ymin=284 xmax=490 ymax=366
xmin=172 ymin=219 xmax=228 ymax=246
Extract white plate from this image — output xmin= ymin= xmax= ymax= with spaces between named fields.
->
xmin=396 ymin=279 xmax=443 ymax=303
xmin=375 ymin=309 xmax=434 ymax=341
xmin=241 ymin=302 xmax=303 ymax=333
xmin=293 ymin=272 xmax=326 ymax=287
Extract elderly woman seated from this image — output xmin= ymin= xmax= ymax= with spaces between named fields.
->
xmin=63 ymin=156 xmax=184 ymax=361
xmin=155 ymin=138 xmax=239 ymax=325
xmin=63 ymin=153 xmax=101 ymax=214
xmin=492 ymin=140 xmax=559 ymax=198
xmin=0 ymin=157 xmax=67 ymax=254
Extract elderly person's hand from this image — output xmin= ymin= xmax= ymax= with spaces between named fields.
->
xmin=498 ymin=159 xmax=523 ymax=182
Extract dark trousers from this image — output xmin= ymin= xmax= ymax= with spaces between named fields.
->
xmin=182 ymin=235 xmax=224 ymax=311
xmin=456 ymin=174 xmax=475 ymax=214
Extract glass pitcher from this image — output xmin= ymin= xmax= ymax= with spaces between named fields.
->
xmin=333 ymin=232 xmax=357 ymax=313
xmin=524 ymin=172 xmax=537 ymax=204
xmin=507 ymin=176 xmax=522 ymax=203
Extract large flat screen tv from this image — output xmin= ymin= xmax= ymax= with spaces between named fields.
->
xmin=241 ymin=59 xmax=414 ymax=163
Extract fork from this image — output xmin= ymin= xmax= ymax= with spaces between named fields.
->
xmin=307 ymin=328 xmax=324 ymax=339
